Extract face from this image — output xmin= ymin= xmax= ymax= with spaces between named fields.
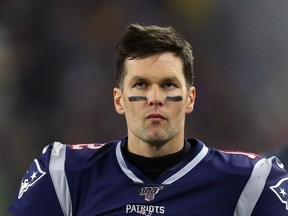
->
xmin=114 ymin=52 xmax=196 ymax=147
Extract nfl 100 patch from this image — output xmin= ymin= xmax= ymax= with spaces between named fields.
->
xmin=140 ymin=186 xmax=164 ymax=201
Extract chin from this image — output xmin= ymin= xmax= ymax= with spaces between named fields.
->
xmin=145 ymin=134 xmax=170 ymax=146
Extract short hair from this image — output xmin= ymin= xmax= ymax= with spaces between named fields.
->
xmin=115 ymin=23 xmax=194 ymax=88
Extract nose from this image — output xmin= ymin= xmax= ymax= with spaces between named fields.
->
xmin=147 ymin=85 xmax=164 ymax=106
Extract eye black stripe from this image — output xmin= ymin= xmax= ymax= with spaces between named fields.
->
xmin=166 ymin=96 xmax=183 ymax=102
xmin=128 ymin=96 xmax=148 ymax=102
xmin=128 ymin=96 xmax=183 ymax=102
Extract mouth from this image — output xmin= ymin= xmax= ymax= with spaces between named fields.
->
xmin=146 ymin=113 xmax=166 ymax=120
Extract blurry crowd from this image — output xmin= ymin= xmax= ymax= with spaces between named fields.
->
xmin=1 ymin=1 xmax=288 ymax=215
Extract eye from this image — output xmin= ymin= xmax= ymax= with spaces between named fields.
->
xmin=163 ymin=82 xmax=177 ymax=89
xmin=134 ymin=82 xmax=147 ymax=89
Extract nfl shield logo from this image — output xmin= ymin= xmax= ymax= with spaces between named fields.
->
xmin=270 ymin=177 xmax=288 ymax=210
xmin=140 ymin=186 xmax=164 ymax=201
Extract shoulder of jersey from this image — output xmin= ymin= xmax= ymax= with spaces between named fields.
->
xmin=68 ymin=141 xmax=117 ymax=151
xmin=42 ymin=140 xmax=118 ymax=152
xmin=217 ymin=148 xmax=260 ymax=160
xmin=209 ymin=148 xmax=262 ymax=175
xmin=211 ymin=148 xmax=287 ymax=178
xmin=42 ymin=140 xmax=120 ymax=165
xmin=69 ymin=140 xmax=120 ymax=154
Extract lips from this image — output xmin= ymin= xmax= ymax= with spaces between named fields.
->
xmin=146 ymin=113 xmax=166 ymax=120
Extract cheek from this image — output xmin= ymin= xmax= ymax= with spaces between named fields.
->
xmin=124 ymin=105 xmax=144 ymax=128
xmin=167 ymin=102 xmax=187 ymax=117
xmin=180 ymin=99 xmax=192 ymax=114
xmin=123 ymin=100 xmax=143 ymax=117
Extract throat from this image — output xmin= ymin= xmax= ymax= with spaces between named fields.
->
xmin=125 ymin=141 xmax=193 ymax=181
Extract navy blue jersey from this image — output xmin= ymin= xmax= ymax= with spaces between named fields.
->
xmin=9 ymin=138 xmax=288 ymax=215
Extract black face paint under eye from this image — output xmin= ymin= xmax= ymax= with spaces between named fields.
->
xmin=128 ymin=96 xmax=148 ymax=102
xmin=128 ymin=96 xmax=183 ymax=102
xmin=166 ymin=96 xmax=183 ymax=102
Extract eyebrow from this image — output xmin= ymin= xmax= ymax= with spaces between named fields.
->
xmin=129 ymin=76 xmax=149 ymax=85
xmin=129 ymin=75 xmax=182 ymax=85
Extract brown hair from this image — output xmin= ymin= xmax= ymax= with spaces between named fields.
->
xmin=115 ymin=23 xmax=194 ymax=88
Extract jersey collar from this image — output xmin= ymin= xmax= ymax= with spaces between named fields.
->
xmin=115 ymin=137 xmax=209 ymax=184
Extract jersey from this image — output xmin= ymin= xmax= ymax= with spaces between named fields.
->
xmin=9 ymin=137 xmax=288 ymax=216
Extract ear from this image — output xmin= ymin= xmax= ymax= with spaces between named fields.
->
xmin=186 ymin=87 xmax=196 ymax=113
xmin=113 ymin=87 xmax=125 ymax=115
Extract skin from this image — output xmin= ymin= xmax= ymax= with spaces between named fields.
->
xmin=114 ymin=52 xmax=196 ymax=157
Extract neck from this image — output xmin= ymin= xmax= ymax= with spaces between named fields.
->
xmin=127 ymin=131 xmax=185 ymax=158
xmin=125 ymin=140 xmax=192 ymax=180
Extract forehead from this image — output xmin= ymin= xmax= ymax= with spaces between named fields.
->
xmin=124 ymin=52 xmax=184 ymax=81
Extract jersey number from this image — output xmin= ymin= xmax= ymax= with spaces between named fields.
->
xmin=71 ymin=143 xmax=105 ymax=150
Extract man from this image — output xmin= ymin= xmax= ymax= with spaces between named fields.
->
xmin=10 ymin=24 xmax=288 ymax=215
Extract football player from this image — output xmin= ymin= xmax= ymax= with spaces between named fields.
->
xmin=10 ymin=24 xmax=288 ymax=216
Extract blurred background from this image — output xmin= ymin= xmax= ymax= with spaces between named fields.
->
xmin=1 ymin=0 xmax=288 ymax=215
